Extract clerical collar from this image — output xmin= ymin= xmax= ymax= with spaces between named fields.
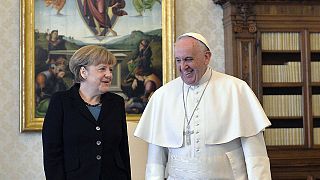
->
xmin=187 ymin=67 xmax=212 ymax=89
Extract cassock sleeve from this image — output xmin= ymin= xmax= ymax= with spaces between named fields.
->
xmin=241 ymin=132 xmax=272 ymax=180
xmin=145 ymin=144 xmax=168 ymax=180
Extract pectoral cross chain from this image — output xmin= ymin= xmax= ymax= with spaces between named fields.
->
xmin=182 ymin=70 xmax=213 ymax=146
xmin=184 ymin=125 xmax=194 ymax=145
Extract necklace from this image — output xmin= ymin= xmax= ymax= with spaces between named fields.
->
xmin=79 ymin=90 xmax=102 ymax=107
xmin=84 ymin=101 xmax=102 ymax=107
xmin=182 ymin=69 xmax=212 ymax=145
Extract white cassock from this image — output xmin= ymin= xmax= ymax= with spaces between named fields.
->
xmin=134 ymin=67 xmax=272 ymax=180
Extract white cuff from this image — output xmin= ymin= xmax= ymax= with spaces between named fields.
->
xmin=246 ymin=156 xmax=272 ymax=180
xmin=145 ymin=163 xmax=166 ymax=180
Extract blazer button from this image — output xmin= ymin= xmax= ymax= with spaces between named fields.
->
xmin=96 ymin=141 xmax=101 ymax=146
xmin=96 ymin=155 xmax=101 ymax=160
xmin=96 ymin=126 xmax=101 ymax=131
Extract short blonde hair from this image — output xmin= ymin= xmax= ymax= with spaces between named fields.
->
xmin=69 ymin=45 xmax=116 ymax=83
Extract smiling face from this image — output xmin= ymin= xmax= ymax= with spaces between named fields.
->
xmin=175 ymin=37 xmax=211 ymax=85
xmin=80 ymin=63 xmax=113 ymax=94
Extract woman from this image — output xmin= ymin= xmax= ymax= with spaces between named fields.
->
xmin=42 ymin=45 xmax=131 ymax=180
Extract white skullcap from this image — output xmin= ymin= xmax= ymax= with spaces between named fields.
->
xmin=177 ymin=32 xmax=210 ymax=51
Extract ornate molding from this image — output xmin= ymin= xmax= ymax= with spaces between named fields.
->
xmin=213 ymin=0 xmax=257 ymax=33
xmin=233 ymin=3 xmax=256 ymax=33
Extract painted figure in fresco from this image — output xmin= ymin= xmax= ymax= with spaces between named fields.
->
xmin=46 ymin=30 xmax=66 ymax=64
xmin=44 ymin=0 xmax=66 ymax=15
xmin=83 ymin=0 xmax=128 ymax=36
xmin=125 ymin=67 xmax=161 ymax=111
xmin=35 ymin=30 xmax=68 ymax=117
xmin=122 ymin=39 xmax=161 ymax=113
xmin=128 ymin=39 xmax=153 ymax=76
xmin=132 ymin=0 xmax=161 ymax=16
xmin=35 ymin=59 xmax=68 ymax=117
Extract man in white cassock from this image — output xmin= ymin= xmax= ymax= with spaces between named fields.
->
xmin=134 ymin=32 xmax=272 ymax=180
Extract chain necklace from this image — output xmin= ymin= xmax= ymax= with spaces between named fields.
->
xmin=79 ymin=90 xmax=102 ymax=107
xmin=84 ymin=101 xmax=102 ymax=107
xmin=182 ymin=69 xmax=212 ymax=145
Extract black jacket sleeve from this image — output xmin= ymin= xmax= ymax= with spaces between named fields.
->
xmin=42 ymin=93 xmax=66 ymax=180
xmin=119 ymin=98 xmax=132 ymax=180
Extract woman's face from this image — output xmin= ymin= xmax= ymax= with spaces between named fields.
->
xmin=81 ymin=63 xmax=113 ymax=94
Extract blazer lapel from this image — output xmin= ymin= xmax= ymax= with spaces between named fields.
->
xmin=97 ymin=93 xmax=115 ymax=123
xmin=76 ymin=99 xmax=98 ymax=124
xmin=69 ymin=84 xmax=98 ymax=124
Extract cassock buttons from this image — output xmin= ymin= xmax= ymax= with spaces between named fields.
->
xmin=96 ymin=126 xmax=101 ymax=131
xmin=96 ymin=141 xmax=101 ymax=145
xmin=96 ymin=155 xmax=101 ymax=160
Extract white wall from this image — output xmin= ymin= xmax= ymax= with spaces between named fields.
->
xmin=0 ymin=1 xmax=224 ymax=179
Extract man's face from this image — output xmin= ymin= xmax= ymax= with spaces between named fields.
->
xmin=174 ymin=37 xmax=211 ymax=85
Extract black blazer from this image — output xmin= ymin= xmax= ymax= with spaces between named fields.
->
xmin=42 ymin=84 xmax=131 ymax=180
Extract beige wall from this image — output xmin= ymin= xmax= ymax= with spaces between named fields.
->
xmin=0 ymin=1 xmax=224 ymax=179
